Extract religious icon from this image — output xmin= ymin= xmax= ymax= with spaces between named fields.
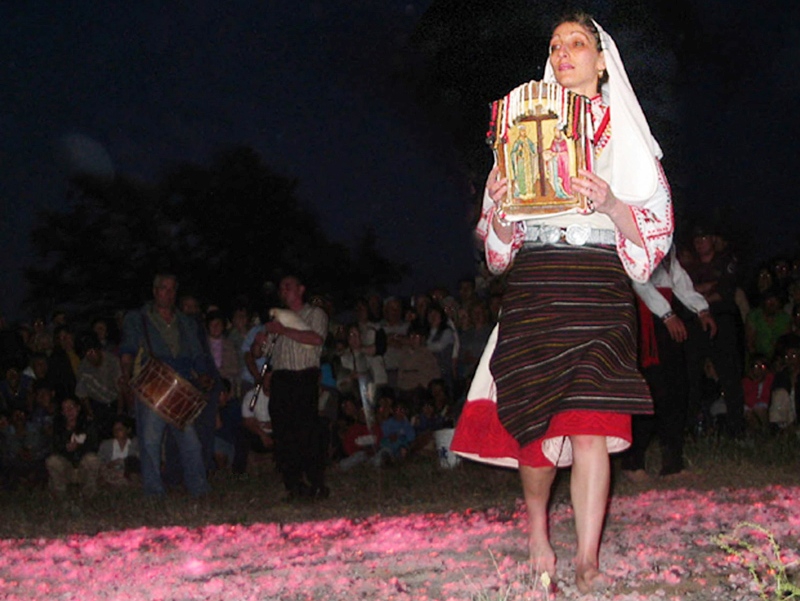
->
xmin=487 ymin=80 xmax=594 ymax=218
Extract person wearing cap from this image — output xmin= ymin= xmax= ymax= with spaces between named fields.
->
xmin=452 ymin=11 xmax=673 ymax=593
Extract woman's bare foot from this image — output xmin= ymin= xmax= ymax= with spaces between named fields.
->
xmin=529 ymin=539 xmax=556 ymax=579
xmin=575 ymin=564 xmax=610 ymax=594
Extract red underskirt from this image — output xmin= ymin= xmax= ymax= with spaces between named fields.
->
xmin=451 ymin=399 xmax=631 ymax=467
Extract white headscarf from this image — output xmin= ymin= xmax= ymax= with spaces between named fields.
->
xmin=543 ymin=20 xmax=662 ymax=204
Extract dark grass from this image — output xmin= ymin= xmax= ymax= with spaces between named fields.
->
xmin=1 ymin=433 xmax=798 ymax=541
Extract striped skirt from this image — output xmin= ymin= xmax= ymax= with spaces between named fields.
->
xmin=452 ymin=245 xmax=652 ymax=468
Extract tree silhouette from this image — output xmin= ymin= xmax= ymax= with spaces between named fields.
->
xmin=26 ymin=146 xmax=408 ymax=319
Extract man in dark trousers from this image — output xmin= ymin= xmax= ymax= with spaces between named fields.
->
xmin=252 ymin=275 xmax=328 ymax=500
xmin=624 ymin=246 xmax=717 ymax=480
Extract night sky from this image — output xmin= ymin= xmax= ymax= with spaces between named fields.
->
xmin=3 ymin=1 xmax=800 ymax=323
xmin=2 ymin=1 xmax=476 ymax=322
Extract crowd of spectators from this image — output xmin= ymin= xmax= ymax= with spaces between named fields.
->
xmin=1 ymin=230 xmax=799 ymax=498
xmin=0 ymin=274 xmax=501 ymax=497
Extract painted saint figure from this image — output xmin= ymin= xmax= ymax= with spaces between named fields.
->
xmin=548 ymin=125 xmax=572 ymax=198
xmin=510 ymin=125 xmax=539 ymax=198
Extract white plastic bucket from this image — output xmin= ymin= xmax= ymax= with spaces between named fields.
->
xmin=434 ymin=428 xmax=461 ymax=469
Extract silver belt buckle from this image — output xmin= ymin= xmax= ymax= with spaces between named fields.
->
xmin=565 ymin=224 xmax=591 ymax=246
xmin=541 ymin=225 xmax=562 ymax=244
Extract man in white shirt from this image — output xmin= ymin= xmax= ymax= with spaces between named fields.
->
xmin=624 ymin=247 xmax=717 ymax=478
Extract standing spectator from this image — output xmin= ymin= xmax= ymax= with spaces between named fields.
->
xmin=337 ymin=324 xmax=387 ymax=395
xmin=680 ymin=226 xmax=746 ymax=437
xmin=206 ymin=310 xmax=241 ymax=392
xmin=381 ymin=297 xmax=410 ymax=390
xmin=48 ymin=326 xmax=78 ymax=403
xmin=119 ymin=272 xmax=212 ymax=498
xmin=625 ymin=247 xmax=717 ymax=479
xmin=457 ymin=277 xmax=479 ymax=311
xmin=426 ymin=304 xmax=456 ymax=393
xmin=252 ymin=275 xmax=329 ymax=501
xmin=351 ymin=299 xmax=388 ymax=389
xmin=45 ymin=397 xmax=100 ymax=498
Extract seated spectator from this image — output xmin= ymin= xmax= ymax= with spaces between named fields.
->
xmin=75 ymin=331 xmax=123 ymax=439
xmin=410 ymin=397 xmax=447 ymax=454
xmin=374 ymin=387 xmax=396 ymax=425
xmin=745 ymin=288 xmax=791 ymax=364
xmin=772 ymin=257 xmax=792 ymax=297
xmin=214 ymin=378 xmax=242 ymax=470
xmin=411 ymin=293 xmax=432 ymax=331
xmin=396 ymin=325 xmax=441 ymax=406
xmin=97 ymin=416 xmax=140 ymax=487
xmin=45 ymin=397 xmax=100 ymax=498
xmin=227 ymin=304 xmax=252 ymax=383
xmin=28 ymin=316 xmax=53 ymax=356
xmin=91 ymin=317 xmax=115 ymax=353
xmin=29 ymin=380 xmax=57 ymax=450
xmin=338 ymin=403 xmax=382 ymax=471
xmin=769 ymin=346 xmax=799 ymax=433
xmin=206 ymin=310 xmax=241 ymax=394
xmin=784 ymin=281 xmax=800 ymax=317
xmin=457 ymin=276 xmax=479 ymax=312
xmin=428 ymin=377 xmax=456 ymax=426
xmin=2 ymin=407 xmax=48 ymax=491
xmin=749 ymin=263 xmax=774 ymax=303
xmin=741 ymin=354 xmax=774 ymax=435
xmin=774 ymin=304 xmax=800 ymax=372
xmin=379 ymin=399 xmax=416 ymax=462
xmin=22 ymin=353 xmax=50 ymax=390
xmin=233 ymin=371 xmax=273 ymax=475
xmin=457 ymin=301 xmax=492 ymax=383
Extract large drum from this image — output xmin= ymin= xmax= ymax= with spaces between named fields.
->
xmin=487 ymin=80 xmax=595 ymax=218
xmin=130 ymin=358 xmax=206 ymax=429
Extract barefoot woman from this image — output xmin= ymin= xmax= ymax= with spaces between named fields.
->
xmin=452 ymin=12 xmax=673 ymax=593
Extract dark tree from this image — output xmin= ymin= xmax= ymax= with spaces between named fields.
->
xmin=26 ymin=147 xmax=408 ymax=318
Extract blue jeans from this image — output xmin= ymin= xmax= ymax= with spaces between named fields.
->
xmin=136 ymin=400 xmax=210 ymax=497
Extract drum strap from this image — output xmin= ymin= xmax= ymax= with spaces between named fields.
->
xmin=141 ymin=313 xmax=155 ymax=361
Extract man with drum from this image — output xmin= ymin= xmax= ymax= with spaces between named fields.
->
xmin=252 ymin=275 xmax=328 ymax=501
xmin=119 ymin=273 xmax=212 ymax=498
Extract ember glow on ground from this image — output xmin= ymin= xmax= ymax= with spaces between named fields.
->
xmin=0 ymin=486 xmax=797 ymax=600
